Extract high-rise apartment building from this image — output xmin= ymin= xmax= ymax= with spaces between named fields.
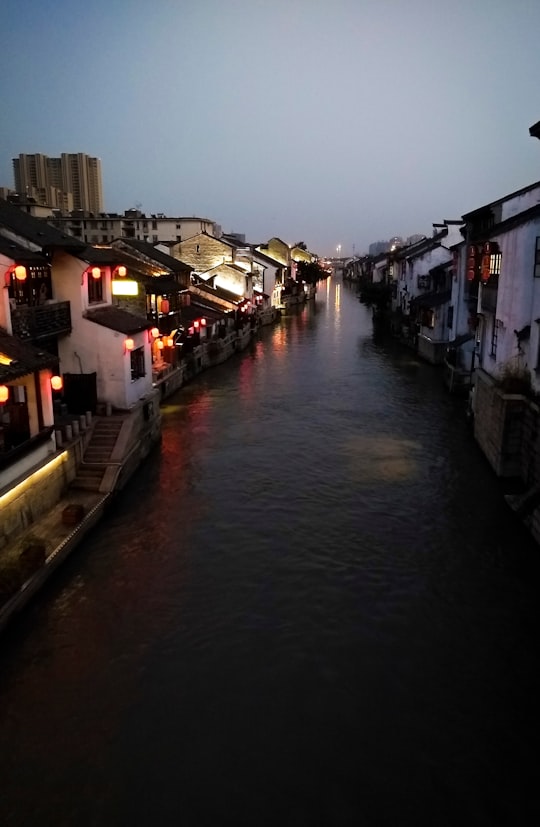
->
xmin=12 ymin=152 xmax=104 ymax=213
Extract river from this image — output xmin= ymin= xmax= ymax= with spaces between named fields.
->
xmin=1 ymin=276 xmax=539 ymax=826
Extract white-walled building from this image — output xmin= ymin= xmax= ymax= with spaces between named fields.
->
xmin=461 ymin=181 xmax=540 ymax=392
xmin=48 ymin=209 xmax=220 ymax=246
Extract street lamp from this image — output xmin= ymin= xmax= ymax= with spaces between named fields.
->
xmin=336 ymin=244 xmax=342 ymax=258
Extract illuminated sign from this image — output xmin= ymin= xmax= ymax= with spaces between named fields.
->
xmin=112 ymin=280 xmax=139 ymax=296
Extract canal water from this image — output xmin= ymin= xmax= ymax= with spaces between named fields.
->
xmin=1 ymin=277 xmax=539 ymax=826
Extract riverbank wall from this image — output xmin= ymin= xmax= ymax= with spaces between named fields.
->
xmin=0 ymin=312 xmax=281 ymax=632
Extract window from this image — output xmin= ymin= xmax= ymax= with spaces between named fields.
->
xmin=130 ymin=346 xmax=145 ymax=381
xmin=88 ymin=271 xmax=103 ymax=303
xmin=535 ymin=238 xmax=540 ymax=278
xmin=491 ymin=319 xmax=501 ymax=358
xmin=490 ymin=252 xmax=502 ymax=276
xmin=420 ymin=309 xmax=435 ymax=329
xmin=447 ymin=305 xmax=454 ymax=329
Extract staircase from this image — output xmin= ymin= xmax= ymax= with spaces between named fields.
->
xmin=72 ymin=417 xmax=125 ymax=492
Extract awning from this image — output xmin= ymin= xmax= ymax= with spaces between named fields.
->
xmin=411 ymin=288 xmax=451 ymax=308
xmin=448 ymin=332 xmax=474 ymax=348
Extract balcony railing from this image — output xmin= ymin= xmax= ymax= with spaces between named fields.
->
xmin=0 ymin=427 xmax=54 ymax=471
xmin=147 ymin=310 xmax=182 ymax=335
xmin=11 ymin=301 xmax=72 ymax=342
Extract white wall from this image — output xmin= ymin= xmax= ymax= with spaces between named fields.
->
xmin=52 ymin=250 xmax=152 ymax=408
xmin=477 ymin=217 xmax=540 ymax=389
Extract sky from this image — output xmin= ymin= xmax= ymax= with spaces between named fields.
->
xmin=2 ymin=0 xmax=540 ymax=257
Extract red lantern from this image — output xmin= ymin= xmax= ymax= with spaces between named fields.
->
xmin=200 ymin=318 xmax=207 ymax=326
xmin=161 ymin=299 xmax=170 ymax=314
xmin=91 ymin=266 xmax=101 ymax=280
xmin=150 ymin=327 xmax=159 ymax=338
xmin=115 ymin=265 xmax=127 ymax=277
xmin=125 ymin=338 xmax=135 ymax=351
xmin=194 ymin=320 xmax=200 ymax=329
xmin=14 ymin=265 xmax=27 ymax=281
xmin=467 ymin=245 xmax=478 ymax=282
xmin=481 ymin=254 xmax=491 ymax=283
xmin=157 ymin=339 xmax=164 ymax=350
xmin=0 ymin=385 xmax=9 ymax=404
xmin=50 ymin=375 xmax=63 ymax=391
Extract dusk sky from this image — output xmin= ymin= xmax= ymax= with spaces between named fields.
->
xmin=2 ymin=0 xmax=540 ymax=257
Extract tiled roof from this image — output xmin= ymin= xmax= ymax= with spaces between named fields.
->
xmin=181 ymin=304 xmax=225 ymax=323
xmin=462 ymin=179 xmax=540 ymax=219
xmin=0 ymin=237 xmax=48 ymax=265
xmin=142 ymin=275 xmax=184 ymax=293
xmin=193 ymin=280 xmax=243 ymax=304
xmin=85 ymin=305 xmax=152 ymax=334
xmin=187 ymin=292 xmax=234 ymax=315
xmin=77 ymin=245 xmax=125 ymax=266
xmin=203 ymin=262 xmax=248 ymax=276
xmin=250 ymin=249 xmax=283 ymax=267
xmin=114 ymin=239 xmax=192 ymax=274
xmin=0 ymin=327 xmax=57 ymax=382
xmin=0 ymin=198 xmax=85 ymax=251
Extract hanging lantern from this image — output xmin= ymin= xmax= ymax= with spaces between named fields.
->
xmin=467 ymin=245 xmax=478 ymax=282
xmin=150 ymin=327 xmax=160 ymax=338
xmin=115 ymin=265 xmax=127 ymax=277
xmin=200 ymin=318 xmax=207 ymax=326
xmin=0 ymin=385 xmax=9 ymax=404
xmin=125 ymin=338 xmax=135 ymax=351
xmin=481 ymin=254 xmax=491 ymax=283
xmin=194 ymin=320 xmax=200 ymax=329
xmin=91 ymin=266 xmax=101 ymax=280
xmin=166 ymin=337 xmax=174 ymax=347
xmin=14 ymin=265 xmax=27 ymax=281
xmin=50 ymin=375 xmax=63 ymax=391
xmin=157 ymin=339 xmax=164 ymax=350
xmin=161 ymin=298 xmax=170 ymax=314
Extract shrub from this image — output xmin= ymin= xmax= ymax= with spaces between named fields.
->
xmin=497 ymin=365 xmax=533 ymax=396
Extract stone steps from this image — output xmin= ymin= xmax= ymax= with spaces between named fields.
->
xmin=71 ymin=417 xmax=125 ymax=491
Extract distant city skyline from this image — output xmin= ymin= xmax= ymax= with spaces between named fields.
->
xmin=2 ymin=0 xmax=540 ymax=257
xmin=12 ymin=152 xmax=104 ymax=214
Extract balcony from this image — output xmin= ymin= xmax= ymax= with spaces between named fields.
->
xmin=147 ymin=310 xmax=182 ymax=335
xmin=11 ymin=301 xmax=72 ymax=342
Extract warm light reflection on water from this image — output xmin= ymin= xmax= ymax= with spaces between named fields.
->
xmin=344 ymin=435 xmax=419 ymax=483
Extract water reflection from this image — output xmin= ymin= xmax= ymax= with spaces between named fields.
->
xmin=1 ymin=275 xmax=539 ymax=826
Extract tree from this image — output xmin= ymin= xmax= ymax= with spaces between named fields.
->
xmin=296 ymin=259 xmax=327 ymax=284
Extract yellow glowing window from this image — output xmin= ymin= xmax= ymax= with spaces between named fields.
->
xmin=112 ymin=280 xmax=139 ymax=296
